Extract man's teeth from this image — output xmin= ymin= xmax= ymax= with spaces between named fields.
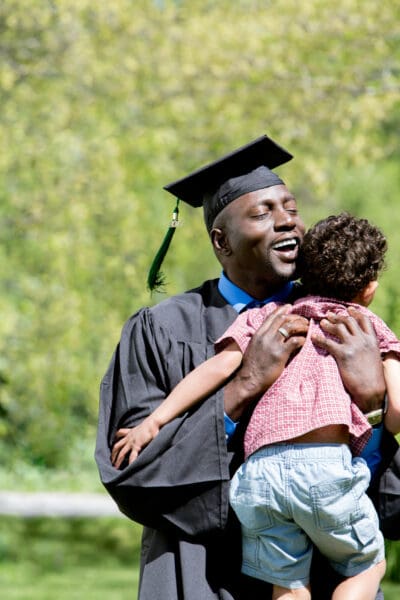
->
xmin=273 ymin=239 xmax=297 ymax=250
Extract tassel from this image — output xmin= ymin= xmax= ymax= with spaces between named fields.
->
xmin=147 ymin=200 xmax=180 ymax=292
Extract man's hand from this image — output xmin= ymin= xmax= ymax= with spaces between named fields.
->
xmin=312 ymin=306 xmax=385 ymax=413
xmin=111 ymin=417 xmax=160 ymax=469
xmin=224 ymin=304 xmax=309 ymax=421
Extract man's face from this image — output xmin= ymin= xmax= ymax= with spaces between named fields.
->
xmin=215 ymin=185 xmax=305 ymax=294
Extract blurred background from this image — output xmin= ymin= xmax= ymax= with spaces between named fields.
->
xmin=0 ymin=0 xmax=399 ymax=597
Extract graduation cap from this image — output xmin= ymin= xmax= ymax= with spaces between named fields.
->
xmin=147 ymin=134 xmax=293 ymax=291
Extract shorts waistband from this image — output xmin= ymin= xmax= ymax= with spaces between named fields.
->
xmin=250 ymin=443 xmax=352 ymax=462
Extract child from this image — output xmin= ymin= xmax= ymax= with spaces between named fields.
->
xmin=112 ymin=213 xmax=400 ymax=600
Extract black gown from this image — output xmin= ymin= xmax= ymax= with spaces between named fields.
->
xmin=96 ymin=279 xmax=248 ymax=599
xmin=95 ymin=279 xmax=390 ymax=599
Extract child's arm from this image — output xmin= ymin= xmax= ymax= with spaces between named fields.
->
xmin=383 ymin=353 xmax=400 ymax=435
xmin=111 ymin=341 xmax=242 ymax=468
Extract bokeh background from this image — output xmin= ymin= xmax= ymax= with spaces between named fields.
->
xmin=1 ymin=1 xmax=399 ymax=597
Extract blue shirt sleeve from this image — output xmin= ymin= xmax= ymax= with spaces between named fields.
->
xmin=360 ymin=424 xmax=383 ymax=479
xmin=224 ymin=412 xmax=239 ymax=441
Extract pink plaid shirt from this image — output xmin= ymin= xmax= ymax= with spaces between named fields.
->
xmin=216 ymin=296 xmax=400 ymax=459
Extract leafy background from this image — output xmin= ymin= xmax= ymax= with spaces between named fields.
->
xmin=0 ymin=0 xmax=399 ymax=594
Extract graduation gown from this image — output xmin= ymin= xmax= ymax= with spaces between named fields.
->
xmin=96 ymin=279 xmax=256 ymax=599
xmin=95 ymin=279 xmax=391 ymax=599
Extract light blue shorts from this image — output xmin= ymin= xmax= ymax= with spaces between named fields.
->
xmin=230 ymin=444 xmax=384 ymax=589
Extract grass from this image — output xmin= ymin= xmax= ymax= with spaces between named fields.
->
xmin=0 ymin=562 xmax=139 ymax=600
xmin=382 ymin=581 xmax=400 ymax=600
xmin=0 ymin=560 xmax=399 ymax=600
xmin=0 ymin=516 xmax=141 ymax=599
xmin=0 ymin=515 xmax=399 ymax=599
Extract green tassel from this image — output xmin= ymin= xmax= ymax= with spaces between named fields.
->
xmin=147 ymin=200 xmax=180 ymax=292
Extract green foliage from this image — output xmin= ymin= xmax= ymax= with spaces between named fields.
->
xmin=0 ymin=439 xmax=103 ymax=492
xmin=0 ymin=0 xmax=400 ymax=467
xmin=386 ymin=540 xmax=400 ymax=583
xmin=0 ymin=517 xmax=141 ymax=599
xmin=0 ymin=516 xmax=141 ymax=567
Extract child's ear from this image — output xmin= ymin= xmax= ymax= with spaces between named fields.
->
xmin=356 ymin=280 xmax=379 ymax=306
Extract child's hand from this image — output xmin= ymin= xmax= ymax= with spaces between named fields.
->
xmin=111 ymin=418 xmax=160 ymax=469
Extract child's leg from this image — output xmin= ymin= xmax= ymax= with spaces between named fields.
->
xmin=332 ymin=559 xmax=386 ymax=600
xmin=272 ymin=584 xmax=311 ymax=600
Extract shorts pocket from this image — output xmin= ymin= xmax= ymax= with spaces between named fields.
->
xmin=310 ymin=477 xmax=359 ymax=531
xmin=230 ymin=477 xmax=273 ymax=532
xmin=352 ymin=517 xmax=376 ymax=546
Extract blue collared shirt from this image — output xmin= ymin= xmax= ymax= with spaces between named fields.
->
xmin=218 ymin=272 xmax=295 ymax=314
xmin=360 ymin=425 xmax=383 ymax=478
xmin=219 ymin=272 xmax=295 ymax=441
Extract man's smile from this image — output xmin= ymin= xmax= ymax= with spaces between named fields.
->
xmin=271 ymin=237 xmax=300 ymax=260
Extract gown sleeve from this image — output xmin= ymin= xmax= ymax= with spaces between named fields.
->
xmin=95 ymin=302 xmax=234 ymax=538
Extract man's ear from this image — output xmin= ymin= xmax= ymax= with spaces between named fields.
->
xmin=355 ymin=280 xmax=379 ymax=307
xmin=210 ymin=227 xmax=232 ymax=256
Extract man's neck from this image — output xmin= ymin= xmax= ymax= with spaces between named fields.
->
xmin=218 ymin=272 xmax=295 ymax=312
xmin=228 ymin=274 xmax=291 ymax=300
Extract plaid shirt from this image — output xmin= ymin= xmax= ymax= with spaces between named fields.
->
xmin=216 ymin=296 xmax=400 ymax=459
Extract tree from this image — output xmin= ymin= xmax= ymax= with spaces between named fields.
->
xmin=0 ymin=0 xmax=399 ymax=467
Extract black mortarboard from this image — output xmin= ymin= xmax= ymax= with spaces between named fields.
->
xmin=147 ymin=134 xmax=293 ymax=291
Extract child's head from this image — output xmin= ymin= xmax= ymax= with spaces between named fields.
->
xmin=299 ymin=212 xmax=387 ymax=303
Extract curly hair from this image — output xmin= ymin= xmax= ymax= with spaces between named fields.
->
xmin=299 ymin=213 xmax=387 ymax=302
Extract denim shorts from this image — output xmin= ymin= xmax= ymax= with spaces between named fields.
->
xmin=229 ymin=444 xmax=384 ymax=589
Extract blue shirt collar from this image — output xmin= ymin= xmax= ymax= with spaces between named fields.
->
xmin=218 ymin=271 xmax=295 ymax=313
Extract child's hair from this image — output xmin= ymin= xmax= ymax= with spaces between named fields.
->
xmin=299 ymin=212 xmax=387 ymax=301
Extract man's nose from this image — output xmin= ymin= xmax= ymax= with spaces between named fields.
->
xmin=274 ymin=208 xmax=296 ymax=229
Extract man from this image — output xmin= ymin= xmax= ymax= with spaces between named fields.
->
xmin=95 ymin=135 xmax=387 ymax=599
